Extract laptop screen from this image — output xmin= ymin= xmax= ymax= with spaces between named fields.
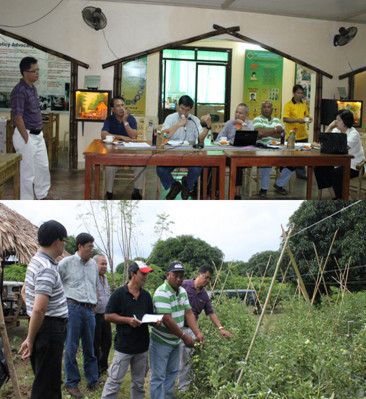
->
xmin=233 ymin=131 xmax=259 ymax=147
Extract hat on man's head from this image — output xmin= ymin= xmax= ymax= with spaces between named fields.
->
xmin=128 ymin=261 xmax=153 ymax=274
xmin=167 ymin=261 xmax=185 ymax=272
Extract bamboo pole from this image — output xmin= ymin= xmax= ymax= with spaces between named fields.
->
xmin=271 ymin=262 xmax=291 ymax=314
xmin=236 ymin=224 xmax=294 ymax=386
xmin=0 ymin=269 xmax=22 ymax=399
xmin=280 ymin=226 xmax=310 ymax=303
xmin=227 ymin=264 xmax=246 ymax=314
xmin=256 ymin=256 xmax=271 ymax=303
xmin=246 ymin=272 xmax=263 ymax=312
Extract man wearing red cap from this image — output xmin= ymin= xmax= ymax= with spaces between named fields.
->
xmin=101 ymin=261 xmax=155 ymax=399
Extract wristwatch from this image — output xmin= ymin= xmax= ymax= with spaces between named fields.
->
xmin=124 ymin=122 xmax=129 ymax=127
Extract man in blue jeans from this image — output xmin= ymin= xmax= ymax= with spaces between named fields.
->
xmin=58 ymin=233 xmax=100 ymax=398
xmin=149 ymin=261 xmax=204 ymax=398
xmin=156 ymin=95 xmax=211 ymax=200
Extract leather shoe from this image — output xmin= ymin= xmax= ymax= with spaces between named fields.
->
xmin=65 ymin=385 xmax=84 ymax=398
xmin=131 ymin=190 xmax=142 ymax=200
xmin=106 ymin=191 xmax=113 ymax=200
xmin=274 ymin=184 xmax=287 ymax=195
xmin=166 ymin=181 xmax=182 ymax=200
xmin=181 ymin=177 xmax=190 ymax=200
xmin=259 ymin=189 xmax=267 ymax=198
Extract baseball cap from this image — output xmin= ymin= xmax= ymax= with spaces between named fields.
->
xmin=128 ymin=261 xmax=153 ymax=274
xmin=167 ymin=261 xmax=185 ymax=272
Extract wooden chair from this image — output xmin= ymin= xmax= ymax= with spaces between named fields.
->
xmin=317 ymin=160 xmax=366 ymax=200
xmin=156 ymin=170 xmax=201 ymax=200
xmin=349 ymin=159 xmax=366 ymax=199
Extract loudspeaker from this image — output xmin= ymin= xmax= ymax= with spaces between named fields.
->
xmin=321 ymin=99 xmax=338 ymax=126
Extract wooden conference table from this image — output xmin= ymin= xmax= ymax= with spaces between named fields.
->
xmin=226 ymin=149 xmax=353 ymax=200
xmin=83 ymin=139 xmax=227 ymax=199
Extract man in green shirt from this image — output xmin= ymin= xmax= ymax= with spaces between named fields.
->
xmin=149 ymin=261 xmax=204 ymax=399
xmin=253 ymin=101 xmax=294 ymax=197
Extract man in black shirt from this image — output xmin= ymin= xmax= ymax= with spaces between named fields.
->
xmin=101 ymin=261 xmax=155 ymax=399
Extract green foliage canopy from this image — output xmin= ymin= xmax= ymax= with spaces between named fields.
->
xmin=148 ymin=235 xmax=224 ymax=271
xmin=285 ymin=201 xmax=366 ymax=291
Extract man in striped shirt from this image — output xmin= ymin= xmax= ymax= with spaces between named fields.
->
xmin=253 ymin=101 xmax=294 ymax=197
xmin=149 ymin=261 xmax=204 ymax=399
xmin=19 ymin=220 xmax=68 ymax=399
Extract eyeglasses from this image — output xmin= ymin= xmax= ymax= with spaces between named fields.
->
xmin=200 ymin=274 xmax=212 ymax=281
xmin=25 ymin=69 xmax=40 ymax=73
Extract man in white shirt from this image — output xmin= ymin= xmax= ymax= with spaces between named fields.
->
xmin=156 ymin=95 xmax=211 ymax=200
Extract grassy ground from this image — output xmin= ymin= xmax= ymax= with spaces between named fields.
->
xmin=2 ymin=321 xmax=151 ymax=398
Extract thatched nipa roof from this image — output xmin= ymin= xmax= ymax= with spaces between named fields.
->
xmin=0 ymin=203 xmax=39 ymax=264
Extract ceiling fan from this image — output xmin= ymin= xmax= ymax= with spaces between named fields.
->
xmin=82 ymin=7 xmax=107 ymax=31
xmin=333 ymin=26 xmax=358 ymax=46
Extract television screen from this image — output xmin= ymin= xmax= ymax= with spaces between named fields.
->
xmin=337 ymin=100 xmax=363 ymax=127
xmin=74 ymin=90 xmax=111 ymax=122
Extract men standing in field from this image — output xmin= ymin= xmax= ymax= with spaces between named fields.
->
xmin=252 ymin=101 xmax=294 ymax=197
xmin=58 ymin=233 xmax=100 ymax=398
xmin=93 ymin=254 xmax=112 ymax=376
xmin=149 ymin=261 xmax=204 ymax=398
xmin=19 ymin=220 xmax=68 ymax=399
xmin=101 ymin=261 xmax=155 ymax=399
xmin=178 ymin=264 xmax=234 ymax=391
xmin=10 ymin=56 xmax=51 ymax=199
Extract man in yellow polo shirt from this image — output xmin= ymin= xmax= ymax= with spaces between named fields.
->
xmin=283 ymin=84 xmax=313 ymax=179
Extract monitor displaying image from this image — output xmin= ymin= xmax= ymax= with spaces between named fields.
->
xmin=337 ymin=100 xmax=363 ymax=127
xmin=74 ymin=90 xmax=111 ymax=122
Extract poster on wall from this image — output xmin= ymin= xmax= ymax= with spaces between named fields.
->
xmin=243 ymin=50 xmax=283 ymax=120
xmin=121 ymin=57 xmax=147 ymax=116
xmin=295 ymin=64 xmax=312 ymax=102
xmin=0 ymin=34 xmax=70 ymax=111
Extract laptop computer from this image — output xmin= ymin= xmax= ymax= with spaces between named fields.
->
xmin=319 ymin=132 xmax=348 ymax=154
xmin=232 ymin=130 xmax=259 ymax=147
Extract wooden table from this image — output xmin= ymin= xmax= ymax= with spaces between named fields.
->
xmin=0 ymin=153 xmax=22 ymax=199
xmin=83 ymin=140 xmax=227 ymax=199
xmin=226 ymin=149 xmax=353 ymax=200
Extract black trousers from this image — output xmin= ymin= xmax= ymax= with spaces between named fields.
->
xmin=94 ymin=314 xmax=112 ymax=374
xmin=30 ymin=317 xmax=67 ymax=399
xmin=314 ymin=166 xmax=359 ymax=198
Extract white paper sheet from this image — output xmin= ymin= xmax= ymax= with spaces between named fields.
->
xmin=121 ymin=142 xmax=151 ymax=148
xmin=141 ymin=314 xmax=163 ymax=323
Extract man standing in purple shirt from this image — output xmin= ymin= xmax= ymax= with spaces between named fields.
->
xmin=10 ymin=57 xmax=51 ymax=200
xmin=178 ymin=264 xmax=234 ymax=391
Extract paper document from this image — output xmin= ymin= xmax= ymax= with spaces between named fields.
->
xmin=121 ymin=142 xmax=151 ymax=148
xmin=141 ymin=314 xmax=163 ymax=323
xmin=167 ymin=140 xmax=189 ymax=146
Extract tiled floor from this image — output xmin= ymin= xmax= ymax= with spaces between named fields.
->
xmin=3 ymin=147 xmax=364 ymax=200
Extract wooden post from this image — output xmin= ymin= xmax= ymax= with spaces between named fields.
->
xmin=236 ymin=224 xmax=294 ymax=387
xmin=0 ymin=269 xmax=22 ymax=399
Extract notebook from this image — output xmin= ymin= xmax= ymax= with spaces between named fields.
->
xmin=232 ymin=131 xmax=259 ymax=147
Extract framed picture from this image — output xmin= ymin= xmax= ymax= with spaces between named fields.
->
xmin=74 ymin=89 xmax=111 ymax=122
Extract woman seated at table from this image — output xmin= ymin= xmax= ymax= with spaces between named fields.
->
xmin=311 ymin=109 xmax=364 ymax=199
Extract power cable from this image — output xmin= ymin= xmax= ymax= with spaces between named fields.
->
xmin=0 ymin=0 xmax=65 ymax=28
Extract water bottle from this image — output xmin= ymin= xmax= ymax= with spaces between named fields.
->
xmin=152 ymin=123 xmax=157 ymax=145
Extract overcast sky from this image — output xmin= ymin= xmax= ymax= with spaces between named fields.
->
xmin=1 ymin=200 xmax=302 ymax=265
